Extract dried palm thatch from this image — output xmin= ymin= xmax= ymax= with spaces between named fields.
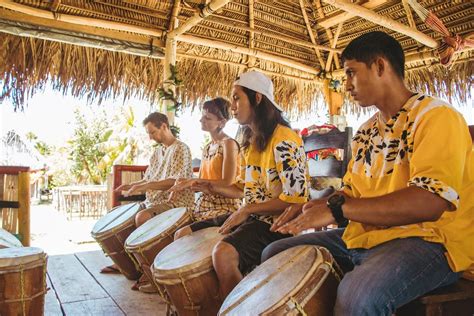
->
xmin=0 ymin=0 xmax=472 ymax=116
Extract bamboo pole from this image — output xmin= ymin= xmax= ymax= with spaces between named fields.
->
xmin=177 ymin=34 xmax=320 ymax=75
xmin=329 ymin=47 xmax=474 ymax=77
xmin=0 ymin=0 xmax=164 ymax=37
xmin=177 ymin=53 xmax=322 ymax=83
xmin=321 ymin=0 xmax=438 ymax=48
xmin=167 ymin=0 xmax=231 ymax=39
xmin=319 ymin=0 xmax=387 ymax=28
xmin=163 ymin=0 xmax=181 ymax=121
xmin=325 ymin=22 xmax=344 ymax=72
xmin=401 ymin=0 xmax=417 ymax=29
xmin=299 ymin=0 xmax=325 ymax=67
xmin=316 ymin=0 xmax=341 ymax=69
xmin=247 ymin=0 xmax=256 ymax=69
xmin=17 ymin=171 xmax=30 ymax=246
xmin=0 ymin=20 xmax=164 ymax=59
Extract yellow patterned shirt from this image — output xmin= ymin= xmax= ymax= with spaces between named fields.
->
xmin=236 ymin=124 xmax=309 ymax=224
xmin=342 ymin=94 xmax=474 ymax=273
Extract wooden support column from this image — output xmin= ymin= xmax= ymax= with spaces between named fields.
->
xmin=321 ymin=0 xmax=438 ymax=48
xmin=17 ymin=170 xmax=30 ymax=246
xmin=163 ymin=0 xmax=181 ymax=122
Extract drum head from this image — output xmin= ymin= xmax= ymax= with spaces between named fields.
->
xmin=0 ymin=228 xmax=23 ymax=248
xmin=219 ymin=245 xmax=324 ymax=315
xmin=0 ymin=247 xmax=46 ymax=268
xmin=91 ymin=203 xmax=141 ymax=236
xmin=153 ymin=227 xmax=223 ymax=277
xmin=125 ymin=207 xmax=187 ymax=248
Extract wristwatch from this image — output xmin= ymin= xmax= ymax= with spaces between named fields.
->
xmin=327 ymin=194 xmax=348 ymax=226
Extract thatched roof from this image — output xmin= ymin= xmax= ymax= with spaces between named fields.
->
xmin=0 ymin=0 xmax=472 ymax=115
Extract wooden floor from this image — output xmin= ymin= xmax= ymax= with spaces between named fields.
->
xmin=45 ymin=250 xmax=167 ymax=316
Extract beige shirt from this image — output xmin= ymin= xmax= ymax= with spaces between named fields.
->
xmin=143 ymin=140 xmax=194 ymax=209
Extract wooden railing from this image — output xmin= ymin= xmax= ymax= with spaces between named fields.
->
xmin=0 ymin=166 xmax=30 ymax=246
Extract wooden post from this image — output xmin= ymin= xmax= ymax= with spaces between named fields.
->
xmin=17 ymin=170 xmax=30 ymax=246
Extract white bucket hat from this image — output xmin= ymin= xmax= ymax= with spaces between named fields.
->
xmin=233 ymin=71 xmax=283 ymax=112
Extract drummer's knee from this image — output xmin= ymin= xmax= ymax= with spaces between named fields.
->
xmin=135 ymin=210 xmax=151 ymax=227
xmin=174 ymin=226 xmax=192 ymax=240
xmin=335 ymin=272 xmax=386 ymax=315
xmin=212 ymin=241 xmax=239 ymax=268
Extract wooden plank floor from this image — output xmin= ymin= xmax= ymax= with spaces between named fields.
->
xmin=46 ymin=250 xmax=167 ymax=316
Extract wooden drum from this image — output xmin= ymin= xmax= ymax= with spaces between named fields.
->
xmin=91 ymin=203 xmax=142 ymax=280
xmin=219 ymin=245 xmax=342 ymax=316
xmin=153 ymin=227 xmax=224 ymax=316
xmin=0 ymin=247 xmax=47 ymax=316
xmin=125 ymin=207 xmax=191 ymax=295
xmin=0 ymin=228 xmax=23 ymax=248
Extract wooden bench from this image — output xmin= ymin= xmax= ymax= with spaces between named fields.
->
xmin=397 ymin=278 xmax=474 ymax=316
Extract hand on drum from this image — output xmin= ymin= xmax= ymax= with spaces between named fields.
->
xmin=168 ymin=179 xmax=196 ymax=193
xmin=124 ymin=184 xmax=146 ymax=196
xmin=275 ymin=200 xmax=335 ymax=235
xmin=115 ymin=183 xmax=132 ymax=193
xmin=218 ymin=206 xmax=251 ymax=234
xmin=190 ymin=181 xmax=214 ymax=194
xmin=270 ymin=203 xmax=304 ymax=232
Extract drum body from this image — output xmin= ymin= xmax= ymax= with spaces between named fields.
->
xmin=125 ymin=207 xmax=191 ymax=293
xmin=153 ymin=227 xmax=224 ymax=316
xmin=0 ymin=247 xmax=47 ymax=316
xmin=91 ymin=203 xmax=142 ymax=280
xmin=219 ymin=245 xmax=342 ymax=316
xmin=0 ymin=228 xmax=23 ymax=248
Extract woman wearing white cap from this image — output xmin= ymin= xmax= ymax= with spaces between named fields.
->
xmin=190 ymin=71 xmax=309 ymax=299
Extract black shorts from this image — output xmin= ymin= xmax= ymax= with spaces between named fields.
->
xmin=190 ymin=214 xmax=290 ymax=274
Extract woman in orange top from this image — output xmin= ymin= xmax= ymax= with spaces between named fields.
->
xmin=169 ymin=97 xmax=241 ymax=238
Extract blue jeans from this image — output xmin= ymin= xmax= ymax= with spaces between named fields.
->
xmin=261 ymin=229 xmax=461 ymax=316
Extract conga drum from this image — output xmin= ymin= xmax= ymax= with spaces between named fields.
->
xmin=91 ymin=202 xmax=142 ymax=280
xmin=0 ymin=228 xmax=23 ymax=248
xmin=219 ymin=245 xmax=342 ymax=316
xmin=153 ymin=227 xmax=224 ymax=316
xmin=125 ymin=207 xmax=191 ymax=294
xmin=0 ymin=247 xmax=47 ymax=316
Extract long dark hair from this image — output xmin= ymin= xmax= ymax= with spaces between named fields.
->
xmin=239 ymin=87 xmax=290 ymax=152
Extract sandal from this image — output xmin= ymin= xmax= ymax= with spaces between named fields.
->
xmin=100 ymin=265 xmax=121 ymax=274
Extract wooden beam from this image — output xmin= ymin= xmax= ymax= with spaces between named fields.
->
xmin=319 ymin=0 xmax=387 ymax=29
xmin=167 ymin=0 xmax=231 ymax=39
xmin=247 ymin=0 xmax=256 ymax=69
xmin=177 ymin=52 xmax=321 ymax=83
xmin=0 ymin=19 xmax=164 ymax=58
xmin=299 ymin=0 xmax=325 ymax=67
xmin=321 ymin=0 xmax=438 ymax=48
xmin=17 ymin=171 xmax=30 ymax=246
xmin=177 ymin=34 xmax=320 ymax=74
xmin=325 ymin=22 xmax=343 ymax=71
xmin=315 ymin=0 xmax=341 ymax=68
xmin=329 ymin=47 xmax=474 ymax=77
xmin=401 ymin=0 xmax=417 ymax=29
xmin=0 ymin=0 xmax=163 ymax=38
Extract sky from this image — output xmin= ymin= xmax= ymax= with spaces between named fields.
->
xmin=1 ymin=87 xmax=473 ymax=163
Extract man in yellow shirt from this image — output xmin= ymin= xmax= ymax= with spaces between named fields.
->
xmin=264 ymin=31 xmax=474 ymax=315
